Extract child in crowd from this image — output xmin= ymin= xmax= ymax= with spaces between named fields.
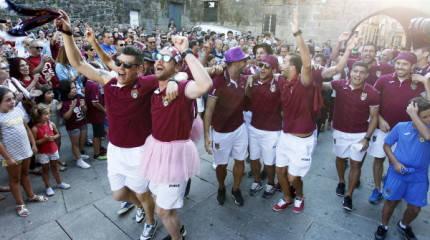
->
xmin=0 ymin=88 xmax=48 ymax=217
xmin=36 ymin=84 xmax=67 ymax=171
xmin=58 ymin=80 xmax=91 ymax=169
xmin=30 ymin=104 xmax=70 ymax=196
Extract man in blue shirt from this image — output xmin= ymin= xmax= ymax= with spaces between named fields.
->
xmin=99 ymin=31 xmax=116 ymax=57
xmin=374 ymin=97 xmax=430 ymax=240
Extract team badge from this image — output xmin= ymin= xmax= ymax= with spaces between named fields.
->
xmin=131 ymin=89 xmax=138 ymax=99
xmin=411 ymin=83 xmax=417 ymax=90
xmin=360 ymin=92 xmax=367 ymax=101
xmin=163 ymin=99 xmax=169 ymax=106
xmin=385 ymin=188 xmax=391 ymax=197
xmin=270 ymin=84 xmax=276 ymax=92
xmin=376 ymin=71 xmax=381 ymax=77
xmin=419 ymin=135 xmax=425 ymax=142
xmin=215 ymin=143 xmax=220 ymax=150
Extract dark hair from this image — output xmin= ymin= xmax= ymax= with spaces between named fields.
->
xmin=352 ymin=61 xmax=369 ymax=73
xmin=121 ymin=46 xmax=144 ymax=65
xmin=286 ymin=53 xmax=303 ymax=74
xmin=114 ymin=38 xmax=125 ymax=46
xmin=88 ymin=61 xmax=101 ymax=69
xmin=253 ymin=43 xmax=273 ymax=55
xmin=189 ymin=40 xmax=198 ymax=49
xmin=0 ymin=87 xmax=14 ymax=103
xmin=409 ymin=97 xmax=430 ymax=114
xmin=9 ymin=57 xmax=29 ymax=79
xmin=308 ymin=44 xmax=315 ymax=56
xmin=363 ymin=42 xmax=377 ymax=52
xmin=314 ymin=54 xmax=326 ymax=65
xmin=145 ymin=35 xmax=155 ymax=42
xmin=227 ymin=30 xmax=233 ymax=35
xmin=219 ymin=33 xmax=225 ymax=38
xmin=35 ymin=84 xmax=53 ymax=104
xmin=59 ymin=79 xmax=74 ymax=101
xmin=30 ymin=103 xmax=50 ymax=123
xmin=102 ymin=31 xmax=112 ymax=38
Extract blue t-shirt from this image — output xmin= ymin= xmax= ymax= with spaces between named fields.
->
xmin=385 ymin=121 xmax=430 ymax=182
xmin=97 ymin=44 xmax=117 ymax=58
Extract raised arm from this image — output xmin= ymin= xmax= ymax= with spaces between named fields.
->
xmin=322 ymin=34 xmax=358 ymax=79
xmin=84 ymin=24 xmax=117 ymax=71
xmin=54 ymin=10 xmax=113 ymax=85
xmin=407 ymin=101 xmax=430 ymax=140
xmin=291 ymin=9 xmax=311 ymax=86
xmin=330 ymin=32 xmax=350 ymax=62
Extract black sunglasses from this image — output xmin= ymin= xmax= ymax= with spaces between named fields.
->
xmin=118 ymin=44 xmax=125 ymax=47
xmin=32 ymin=46 xmax=43 ymax=50
xmin=114 ymin=60 xmax=140 ymax=69
xmin=89 ymin=48 xmax=94 ymax=51
xmin=154 ymin=53 xmax=173 ymax=62
xmin=258 ymin=62 xmax=272 ymax=69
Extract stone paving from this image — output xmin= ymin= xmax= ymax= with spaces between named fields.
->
xmin=0 ymin=124 xmax=429 ymax=240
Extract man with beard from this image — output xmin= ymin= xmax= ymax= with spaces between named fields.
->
xmin=367 ymin=52 xmax=430 ymax=204
xmin=204 ymin=47 xmax=249 ymax=206
xmin=141 ymin=50 xmax=155 ymax=76
xmin=56 ymin=12 xmax=183 ymax=240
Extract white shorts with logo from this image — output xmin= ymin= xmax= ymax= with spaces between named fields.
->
xmin=149 ymin=180 xmax=187 ymax=210
xmin=212 ymin=123 xmax=248 ymax=165
xmin=249 ymin=125 xmax=280 ymax=165
xmin=276 ymin=130 xmax=317 ymax=177
xmin=35 ymin=151 xmax=60 ymax=164
xmin=107 ymin=143 xmax=149 ymax=194
xmin=367 ymin=129 xmax=397 ymax=158
xmin=333 ymin=130 xmax=367 ymax=162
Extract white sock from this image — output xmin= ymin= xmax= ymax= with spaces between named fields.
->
xmin=399 ymin=221 xmax=407 ymax=229
xmin=381 ymin=224 xmax=388 ymax=230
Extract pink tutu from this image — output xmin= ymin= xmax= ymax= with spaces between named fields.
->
xmin=190 ymin=115 xmax=203 ymax=144
xmin=140 ymin=135 xmax=200 ymax=184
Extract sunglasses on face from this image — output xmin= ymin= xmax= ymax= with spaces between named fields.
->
xmin=118 ymin=44 xmax=125 ymax=47
xmin=47 ymin=35 xmax=53 ymax=38
xmin=154 ymin=53 xmax=174 ymax=62
xmin=89 ymin=48 xmax=94 ymax=51
xmin=114 ymin=60 xmax=140 ymax=69
xmin=258 ymin=62 xmax=272 ymax=69
xmin=316 ymin=51 xmax=322 ymax=53
xmin=0 ymin=66 xmax=8 ymax=70
xmin=32 ymin=46 xmax=43 ymax=50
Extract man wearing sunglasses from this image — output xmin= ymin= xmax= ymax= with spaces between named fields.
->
xmin=114 ymin=38 xmax=126 ymax=54
xmin=27 ymin=40 xmax=59 ymax=91
xmin=58 ymin=14 xmax=184 ymax=240
xmin=245 ymin=55 xmax=282 ymax=199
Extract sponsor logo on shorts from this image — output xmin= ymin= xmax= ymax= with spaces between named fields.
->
xmin=372 ymin=135 xmax=377 ymax=142
xmin=169 ymin=184 xmax=180 ymax=188
xmin=301 ymin=158 xmax=310 ymax=161
xmin=385 ymin=188 xmax=391 ymax=197
xmin=334 ymin=138 xmax=336 ymax=144
xmin=215 ymin=143 xmax=220 ymax=150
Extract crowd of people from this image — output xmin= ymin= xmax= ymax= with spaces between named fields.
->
xmin=0 ymin=7 xmax=429 ymax=240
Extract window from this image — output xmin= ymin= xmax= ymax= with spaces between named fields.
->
xmin=263 ymin=14 xmax=276 ymax=34
xmin=203 ymin=1 xmax=218 ymax=22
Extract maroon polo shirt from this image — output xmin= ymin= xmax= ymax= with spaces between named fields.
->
xmin=374 ymin=73 xmax=426 ymax=129
xmin=330 ymin=79 xmax=380 ymax=133
xmin=151 ymin=81 xmax=194 ymax=142
xmin=85 ymin=80 xmax=105 ymax=124
xmin=60 ymin=95 xmax=86 ymax=131
xmin=250 ymin=78 xmax=282 ymax=131
xmin=347 ymin=59 xmax=394 ymax=86
xmin=312 ymin=67 xmax=324 ymax=89
xmin=103 ymin=75 xmax=158 ymax=148
xmin=209 ymin=71 xmax=246 ymax=133
xmin=279 ymin=75 xmax=317 ymax=134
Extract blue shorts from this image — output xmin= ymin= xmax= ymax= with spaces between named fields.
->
xmin=382 ymin=174 xmax=429 ymax=207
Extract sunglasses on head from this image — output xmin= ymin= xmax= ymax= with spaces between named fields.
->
xmin=114 ymin=59 xmax=140 ymax=69
xmin=154 ymin=53 xmax=174 ymax=62
xmin=258 ymin=62 xmax=272 ymax=69
xmin=32 ymin=46 xmax=43 ymax=50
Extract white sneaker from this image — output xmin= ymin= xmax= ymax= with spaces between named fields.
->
xmin=57 ymin=182 xmax=71 ymax=189
xmin=135 ymin=207 xmax=145 ymax=223
xmin=212 ymin=162 xmax=217 ymax=170
xmin=76 ymin=159 xmax=91 ymax=169
xmin=80 ymin=154 xmax=90 ymax=160
xmin=46 ymin=187 xmax=55 ymax=196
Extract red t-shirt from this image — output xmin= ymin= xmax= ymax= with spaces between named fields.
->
xmin=330 ymin=79 xmax=380 ymax=133
xmin=35 ymin=122 xmax=58 ymax=154
xmin=250 ymin=78 xmax=282 ymax=131
xmin=50 ymin=43 xmax=61 ymax=60
xmin=27 ymin=56 xmax=59 ymax=88
xmin=347 ymin=59 xmax=394 ymax=86
xmin=60 ymin=95 xmax=86 ymax=130
xmin=85 ymin=80 xmax=105 ymax=124
xmin=279 ymin=75 xmax=318 ymax=134
xmin=18 ymin=76 xmax=46 ymax=89
xmin=209 ymin=71 xmax=246 ymax=133
xmin=151 ymin=81 xmax=194 ymax=142
xmin=103 ymin=75 xmax=158 ymax=148
xmin=374 ymin=73 xmax=426 ymax=129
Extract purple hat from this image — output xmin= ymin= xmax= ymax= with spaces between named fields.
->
xmin=394 ymin=52 xmax=417 ymax=65
xmin=224 ymin=46 xmax=248 ymax=63
xmin=261 ymin=55 xmax=278 ymax=69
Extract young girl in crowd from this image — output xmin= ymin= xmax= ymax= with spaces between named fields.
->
xmin=58 ymin=80 xmax=91 ymax=169
xmin=0 ymin=88 xmax=48 ymax=217
xmin=31 ymin=104 xmax=70 ymax=196
xmin=36 ymin=84 xmax=67 ymax=171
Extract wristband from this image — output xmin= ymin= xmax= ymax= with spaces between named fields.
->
xmin=168 ymin=77 xmax=179 ymax=85
xmin=181 ymin=49 xmax=193 ymax=59
xmin=363 ymin=136 xmax=371 ymax=141
xmin=293 ymin=29 xmax=302 ymax=37
xmin=57 ymin=26 xmax=73 ymax=36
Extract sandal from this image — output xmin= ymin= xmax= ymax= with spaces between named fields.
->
xmin=0 ymin=186 xmax=10 ymax=192
xmin=16 ymin=205 xmax=30 ymax=217
xmin=58 ymin=165 xmax=67 ymax=171
xmin=0 ymin=194 xmax=5 ymax=201
xmin=58 ymin=161 xmax=67 ymax=167
xmin=27 ymin=194 xmax=48 ymax=202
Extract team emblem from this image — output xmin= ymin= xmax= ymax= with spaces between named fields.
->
xmin=411 ymin=83 xmax=417 ymax=90
xmin=360 ymin=92 xmax=367 ymax=101
xmin=270 ymin=84 xmax=276 ymax=92
xmin=376 ymin=71 xmax=382 ymax=77
xmin=419 ymin=135 xmax=425 ymax=142
xmin=131 ymin=89 xmax=138 ymax=99
xmin=163 ymin=99 xmax=169 ymax=106
xmin=386 ymin=188 xmax=391 ymax=197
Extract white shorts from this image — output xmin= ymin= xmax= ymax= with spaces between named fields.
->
xmin=249 ymin=125 xmax=280 ymax=166
xmin=243 ymin=111 xmax=252 ymax=127
xmin=367 ymin=129 xmax=397 ymax=158
xmin=212 ymin=123 xmax=248 ymax=165
xmin=276 ymin=130 xmax=317 ymax=177
xmin=107 ymin=143 xmax=149 ymax=194
xmin=35 ymin=151 xmax=60 ymax=164
xmin=149 ymin=180 xmax=187 ymax=210
xmin=333 ymin=130 xmax=367 ymax=162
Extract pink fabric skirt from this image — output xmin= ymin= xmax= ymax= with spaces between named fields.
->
xmin=140 ymin=135 xmax=200 ymax=184
xmin=190 ymin=115 xmax=203 ymax=144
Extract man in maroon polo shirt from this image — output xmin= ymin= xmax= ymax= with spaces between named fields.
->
xmin=55 ymin=11 xmax=181 ymax=240
xmin=245 ymin=55 xmax=282 ymax=199
xmin=367 ymin=52 xmax=430 ymax=204
xmin=204 ymin=46 xmax=249 ymax=206
xmin=272 ymin=9 xmax=322 ymax=214
xmin=322 ymin=61 xmax=380 ymax=211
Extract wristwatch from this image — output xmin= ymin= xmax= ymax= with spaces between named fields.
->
xmin=293 ymin=29 xmax=302 ymax=37
xmin=363 ymin=136 xmax=371 ymax=141
xmin=168 ymin=78 xmax=179 ymax=85
xmin=181 ymin=49 xmax=193 ymax=59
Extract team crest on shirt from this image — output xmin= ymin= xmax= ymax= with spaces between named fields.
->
xmin=270 ymin=84 xmax=276 ymax=92
xmin=376 ymin=71 xmax=382 ymax=77
xmin=131 ymin=89 xmax=138 ymax=99
xmin=411 ymin=83 xmax=417 ymax=90
xmin=418 ymin=134 xmax=425 ymax=142
xmin=360 ymin=92 xmax=367 ymax=101
xmin=385 ymin=188 xmax=391 ymax=196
